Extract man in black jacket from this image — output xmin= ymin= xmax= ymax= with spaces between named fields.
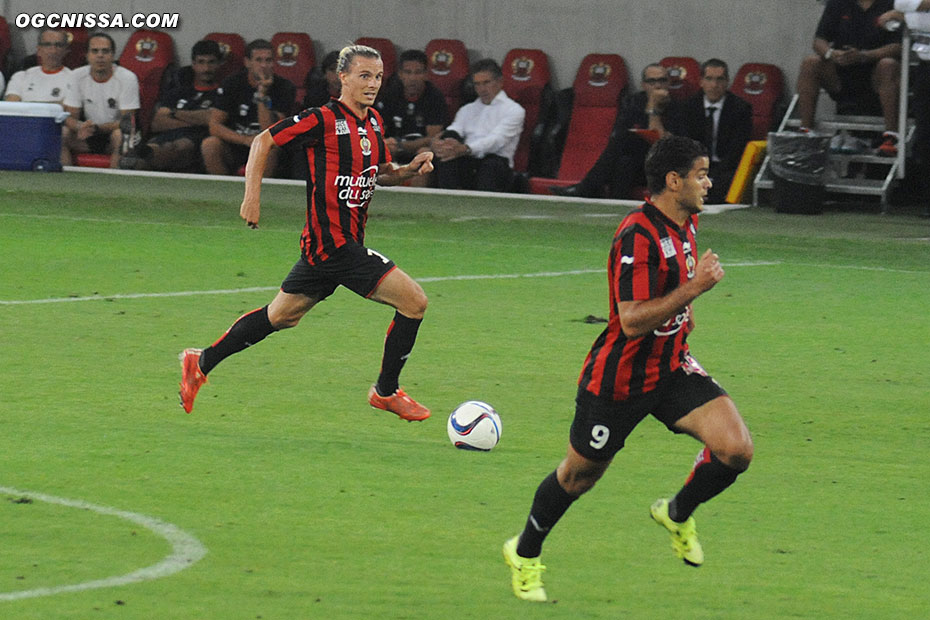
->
xmin=677 ymin=59 xmax=752 ymax=203
xmin=551 ymin=63 xmax=680 ymax=199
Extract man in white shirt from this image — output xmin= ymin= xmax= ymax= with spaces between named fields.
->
xmin=430 ymin=59 xmax=525 ymax=192
xmin=62 ymin=32 xmax=140 ymax=168
xmin=881 ymin=0 xmax=930 ymax=214
xmin=4 ymin=29 xmax=72 ymax=103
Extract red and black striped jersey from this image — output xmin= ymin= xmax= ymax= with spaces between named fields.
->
xmin=578 ymin=201 xmax=699 ymax=400
xmin=270 ymin=100 xmax=391 ymax=264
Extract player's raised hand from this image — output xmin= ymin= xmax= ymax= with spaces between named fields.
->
xmin=409 ymin=150 xmax=434 ymax=176
xmin=694 ymin=248 xmax=724 ymax=292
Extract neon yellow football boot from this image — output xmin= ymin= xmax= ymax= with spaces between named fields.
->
xmin=650 ymin=498 xmax=704 ymax=566
xmin=502 ymin=535 xmax=547 ymax=602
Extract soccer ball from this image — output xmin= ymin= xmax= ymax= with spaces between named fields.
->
xmin=447 ymin=401 xmax=502 ymax=451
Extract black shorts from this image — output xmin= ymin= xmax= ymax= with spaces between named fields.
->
xmin=86 ymin=132 xmax=112 ymax=154
xmin=149 ymin=126 xmax=209 ymax=146
xmin=569 ymin=360 xmax=728 ymax=462
xmin=280 ymin=242 xmax=396 ymax=301
xmin=832 ymin=64 xmax=876 ymax=101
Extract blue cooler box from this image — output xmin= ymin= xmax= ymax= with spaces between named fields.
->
xmin=0 ymin=102 xmax=69 ymax=171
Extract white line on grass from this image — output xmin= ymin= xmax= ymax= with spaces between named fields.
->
xmin=0 ymin=264 xmax=781 ymax=306
xmin=0 ymin=485 xmax=207 ymax=602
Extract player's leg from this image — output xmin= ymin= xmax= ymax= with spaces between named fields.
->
xmin=179 ymin=290 xmax=317 ymax=413
xmin=669 ymin=395 xmax=753 ymax=520
xmin=648 ymin=366 xmax=752 ymax=565
xmin=199 ymin=289 xmax=317 ymax=374
xmin=366 ymin=266 xmax=430 ymax=420
xmin=518 ymin=444 xmax=610 ymax=558
xmin=505 ymin=389 xmax=636 ymax=601
xmin=504 ymin=445 xmax=608 ymax=603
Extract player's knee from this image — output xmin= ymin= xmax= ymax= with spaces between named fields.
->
xmin=398 ymin=287 xmax=428 ymax=319
xmin=267 ymin=308 xmax=301 ymax=330
xmin=717 ymin=438 xmax=753 ymax=472
xmin=410 ymin=290 xmax=428 ymax=318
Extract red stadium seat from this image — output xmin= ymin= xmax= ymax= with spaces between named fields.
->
xmin=271 ymin=32 xmax=316 ymax=107
xmin=659 ymin=56 xmax=701 ymax=101
xmin=425 ymin=38 xmax=470 ymax=117
xmin=59 ymin=27 xmax=89 ymax=70
xmin=355 ymin=37 xmax=397 ymax=84
xmin=528 ymin=53 xmax=628 ymax=194
xmin=205 ymin=32 xmax=246 ymax=83
xmin=118 ymin=29 xmax=176 ymax=136
xmin=0 ymin=16 xmax=11 ymax=74
xmin=502 ymin=48 xmax=552 ymax=174
xmin=731 ymin=62 xmax=785 ymax=140
xmin=73 ymin=154 xmax=112 ymax=168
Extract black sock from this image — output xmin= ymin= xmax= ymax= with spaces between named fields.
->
xmin=669 ymin=448 xmax=741 ymax=522
xmin=375 ymin=311 xmax=422 ymax=396
xmin=199 ymin=306 xmax=275 ymax=375
xmin=516 ymin=470 xmax=577 ymax=558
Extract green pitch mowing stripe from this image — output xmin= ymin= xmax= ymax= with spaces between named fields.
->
xmin=0 ymin=170 xmax=928 ymax=619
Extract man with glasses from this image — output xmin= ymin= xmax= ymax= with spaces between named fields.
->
xmin=677 ymin=59 xmax=752 ymax=203
xmin=551 ymin=63 xmax=682 ymax=198
xmin=4 ymin=29 xmax=72 ymax=103
xmin=61 ymin=32 xmax=140 ymax=168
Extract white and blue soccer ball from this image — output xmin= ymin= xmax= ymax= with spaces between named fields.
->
xmin=447 ymin=401 xmax=502 ymax=451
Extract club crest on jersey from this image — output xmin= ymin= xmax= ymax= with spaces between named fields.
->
xmin=686 ymin=253 xmax=696 ymax=278
xmin=335 ymin=119 xmax=350 ymax=135
xmin=660 ymin=237 xmax=676 ymax=258
xmin=360 ymin=136 xmax=372 ymax=156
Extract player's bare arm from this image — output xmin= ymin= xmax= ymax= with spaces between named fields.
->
xmin=618 ymin=248 xmax=724 ymax=338
xmin=239 ymin=130 xmax=276 ymax=228
xmin=376 ymin=151 xmax=434 ymax=185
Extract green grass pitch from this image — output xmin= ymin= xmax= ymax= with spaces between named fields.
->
xmin=0 ymin=170 xmax=928 ymax=619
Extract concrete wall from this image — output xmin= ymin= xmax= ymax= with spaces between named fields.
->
xmin=2 ymin=0 xmax=824 ymax=91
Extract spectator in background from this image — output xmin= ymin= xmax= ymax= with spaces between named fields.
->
xmin=202 ymin=39 xmax=295 ymax=177
xmin=377 ymin=50 xmax=447 ymax=162
xmin=430 ymin=59 xmax=525 ymax=192
xmin=677 ymin=59 xmax=752 ymax=203
xmin=551 ymin=63 xmax=681 ymax=198
xmin=796 ymin=0 xmax=902 ymax=155
xmin=61 ymin=32 xmax=140 ymax=168
xmin=4 ymin=29 xmax=71 ymax=103
xmin=880 ymin=0 xmax=930 ymax=215
xmin=302 ymin=50 xmax=341 ymax=108
xmin=120 ymin=40 xmax=223 ymax=172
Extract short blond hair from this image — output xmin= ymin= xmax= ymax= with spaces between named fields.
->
xmin=337 ymin=45 xmax=381 ymax=73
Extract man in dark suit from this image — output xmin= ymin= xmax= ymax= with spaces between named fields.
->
xmin=551 ymin=63 xmax=682 ymax=199
xmin=678 ymin=59 xmax=753 ymax=203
